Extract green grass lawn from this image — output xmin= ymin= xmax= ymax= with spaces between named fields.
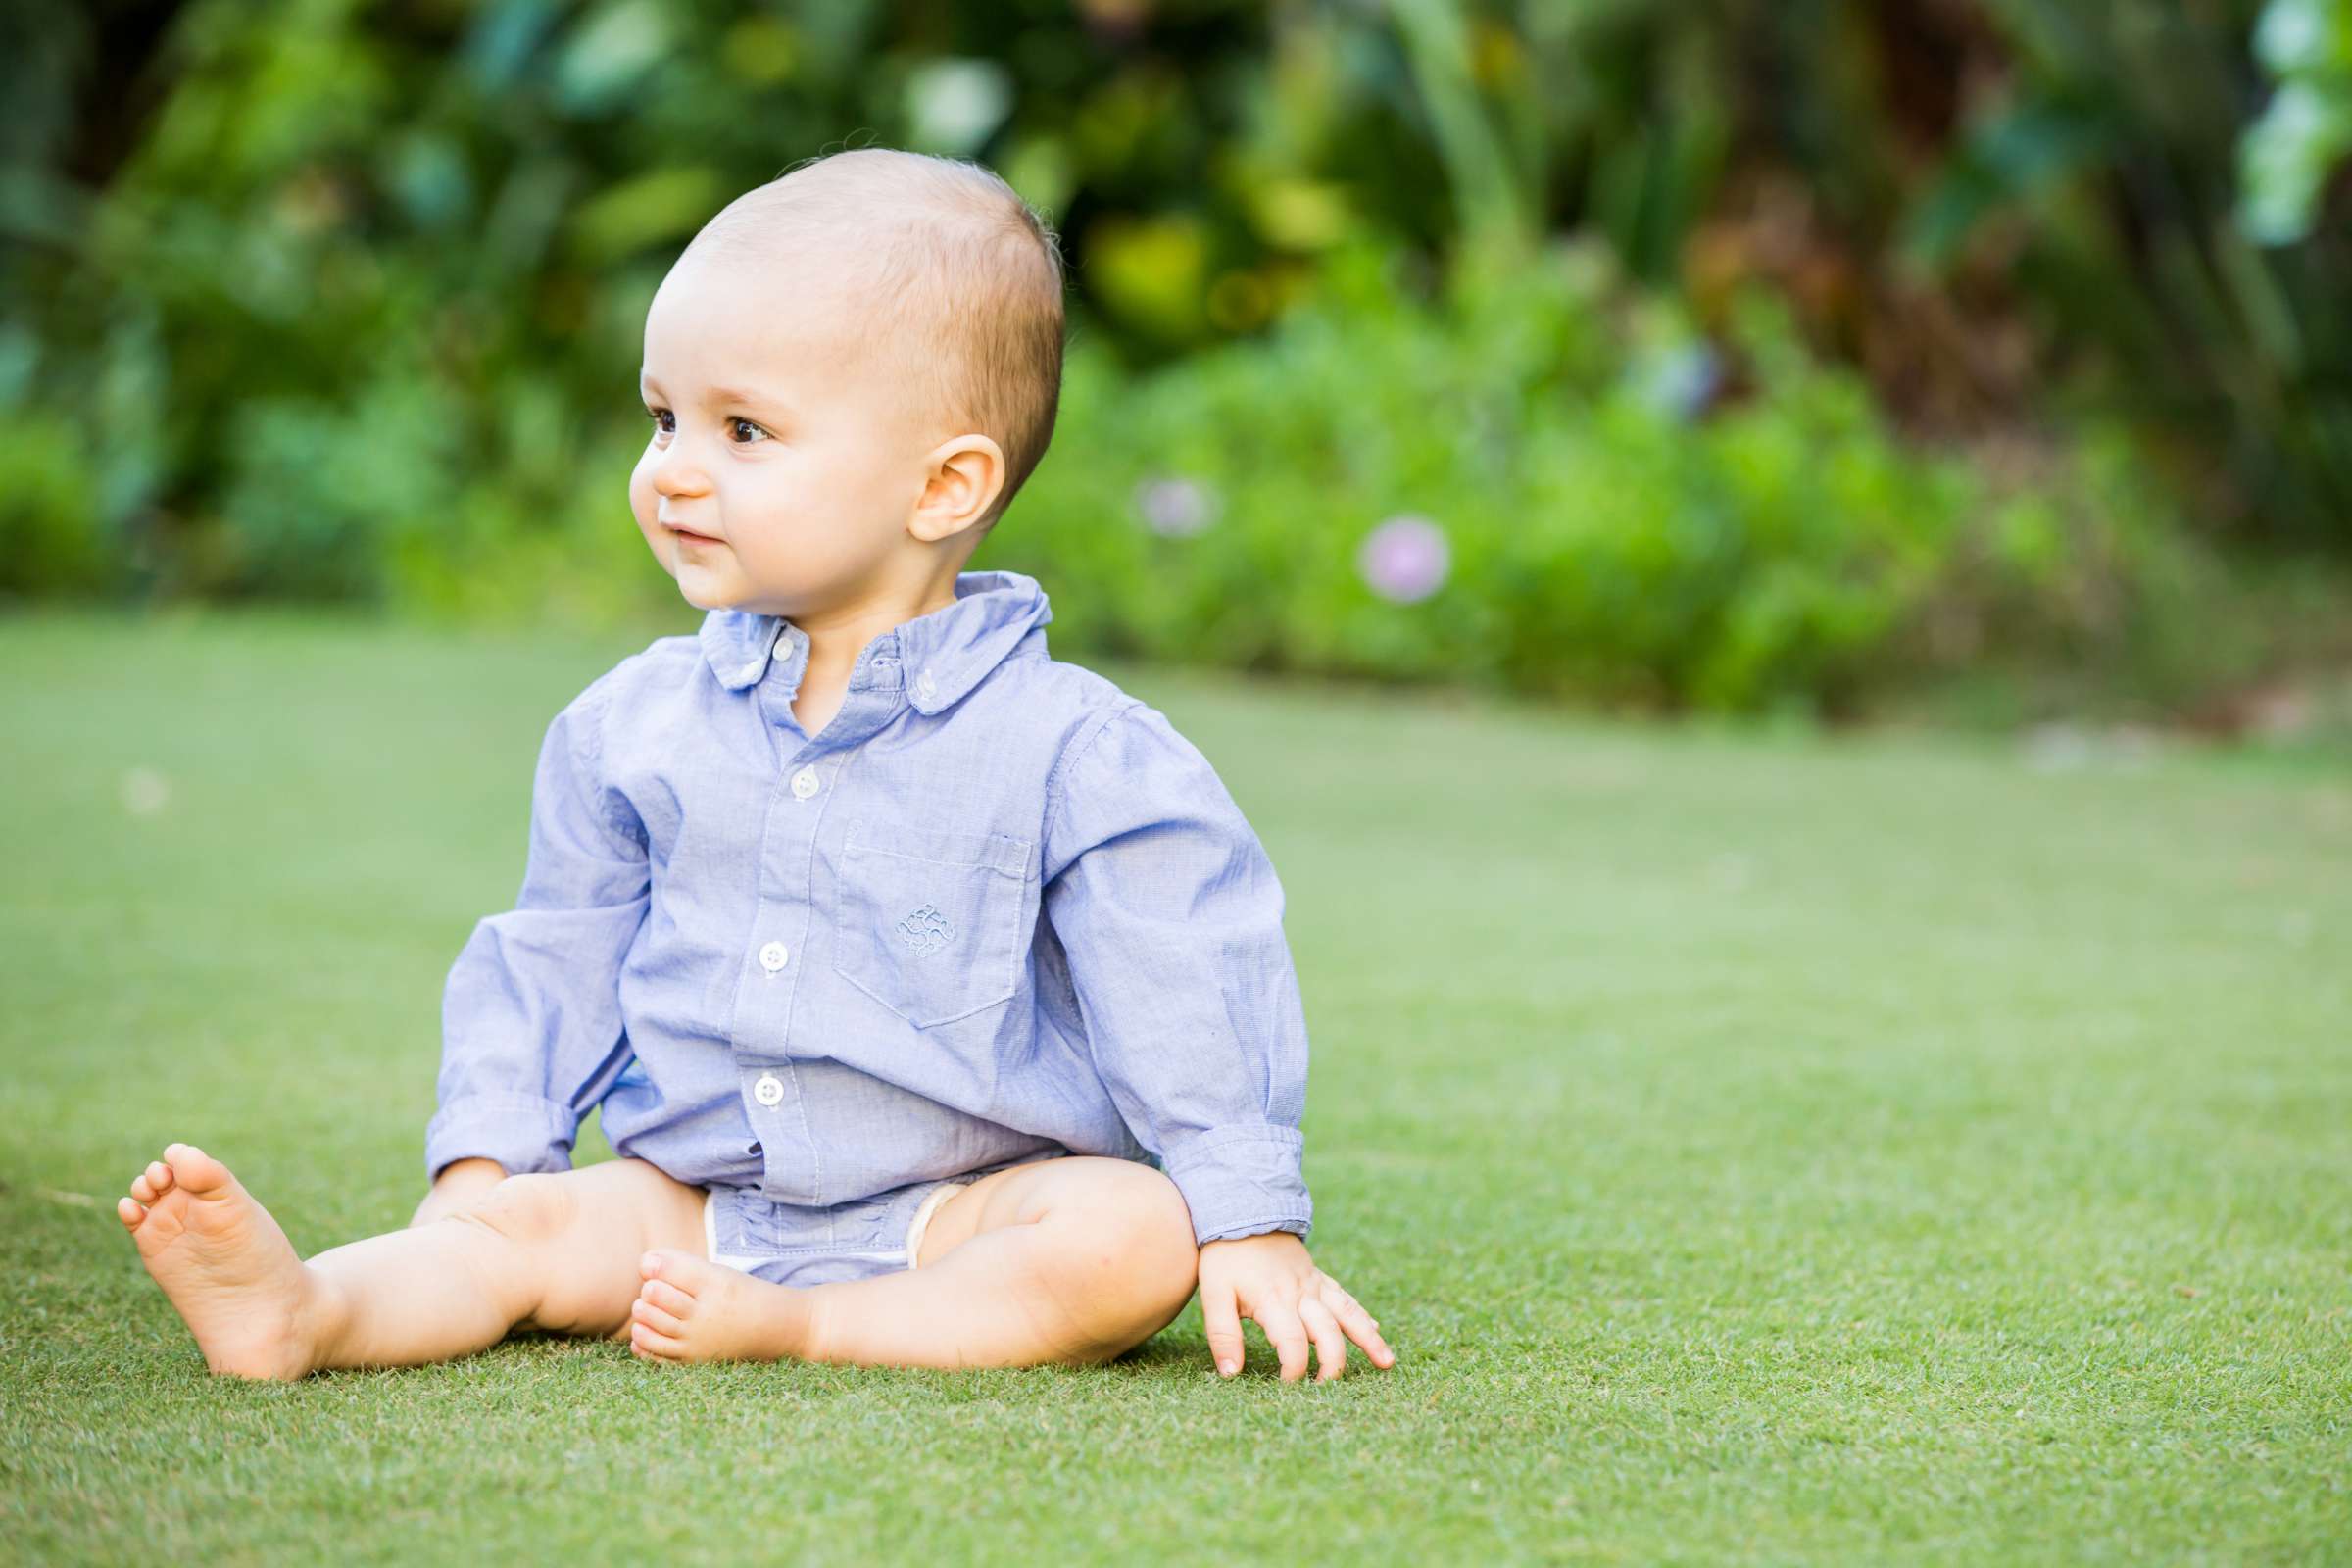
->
xmin=2 ymin=607 xmax=2346 ymax=1565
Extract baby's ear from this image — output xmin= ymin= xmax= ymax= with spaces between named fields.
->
xmin=910 ymin=434 xmax=1005 ymax=542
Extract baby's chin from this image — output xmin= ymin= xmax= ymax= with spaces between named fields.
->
xmin=673 ymin=569 xmax=805 ymax=619
xmin=662 ymin=560 xmax=741 ymax=613
xmin=656 ymin=545 xmax=754 ymax=612
xmin=677 ymin=580 xmax=758 ymax=614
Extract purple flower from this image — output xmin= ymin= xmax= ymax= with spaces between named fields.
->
xmin=1132 ymin=475 xmax=1218 ymax=538
xmin=1358 ymin=514 xmax=1450 ymax=603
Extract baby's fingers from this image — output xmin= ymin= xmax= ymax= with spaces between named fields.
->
xmin=1255 ymin=1298 xmax=1312 ymax=1384
xmin=1297 ymin=1294 xmax=1348 ymax=1382
xmin=1201 ymin=1278 xmax=1247 ymax=1378
xmin=1318 ymin=1283 xmax=1396 ymax=1369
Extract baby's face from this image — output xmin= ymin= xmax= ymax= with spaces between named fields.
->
xmin=630 ymin=245 xmax=933 ymax=617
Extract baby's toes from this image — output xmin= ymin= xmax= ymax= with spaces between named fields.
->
xmin=639 ymin=1246 xmax=727 ymax=1292
xmin=630 ymin=1320 xmax=684 ymax=1361
xmin=632 ymin=1296 xmax=687 ymax=1338
xmin=640 ymin=1277 xmax=698 ymax=1320
xmin=161 ymin=1144 xmax=232 ymax=1196
xmin=130 ymin=1160 xmax=173 ymax=1205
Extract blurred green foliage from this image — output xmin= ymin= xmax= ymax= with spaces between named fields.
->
xmin=1006 ymin=241 xmax=2215 ymax=715
xmin=2241 ymin=0 xmax=2352 ymax=243
xmin=1 ymin=0 xmax=2346 ymax=712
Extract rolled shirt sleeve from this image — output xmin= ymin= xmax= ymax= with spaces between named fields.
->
xmin=1043 ymin=703 xmax=1313 ymax=1246
xmin=426 ymin=673 xmax=651 ymax=1182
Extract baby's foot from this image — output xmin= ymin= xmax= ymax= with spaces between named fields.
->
xmin=629 ymin=1249 xmax=819 ymax=1364
xmin=117 ymin=1144 xmax=327 ymax=1381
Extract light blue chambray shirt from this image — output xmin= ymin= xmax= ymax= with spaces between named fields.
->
xmin=427 ymin=569 xmax=1312 ymax=1246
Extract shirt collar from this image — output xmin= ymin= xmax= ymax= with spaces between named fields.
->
xmin=696 ymin=569 xmax=1054 ymax=714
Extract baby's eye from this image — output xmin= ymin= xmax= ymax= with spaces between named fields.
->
xmin=646 ymin=407 xmax=675 ymax=436
xmin=728 ymin=417 xmax=770 ymax=445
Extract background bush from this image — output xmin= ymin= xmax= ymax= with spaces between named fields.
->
xmin=2 ymin=0 xmax=2345 ymax=714
xmin=1006 ymin=241 xmax=2212 ymax=715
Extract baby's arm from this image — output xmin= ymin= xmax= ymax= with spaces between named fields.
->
xmin=427 ymin=673 xmax=651 ymax=1190
xmin=1042 ymin=703 xmax=1395 ymax=1381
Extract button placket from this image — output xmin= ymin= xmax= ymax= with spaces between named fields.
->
xmin=724 ymin=733 xmax=833 ymax=1209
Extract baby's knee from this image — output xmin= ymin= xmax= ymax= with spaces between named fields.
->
xmin=1057 ymin=1164 xmax=1199 ymax=1342
xmin=1117 ymin=1166 xmax=1200 ymax=1305
xmin=450 ymin=1172 xmax=576 ymax=1248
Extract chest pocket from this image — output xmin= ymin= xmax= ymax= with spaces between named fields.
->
xmin=832 ymin=822 xmax=1037 ymax=1028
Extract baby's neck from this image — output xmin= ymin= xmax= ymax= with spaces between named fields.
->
xmin=784 ymin=577 xmax=959 ymax=737
xmin=794 ymin=591 xmax=952 ymax=677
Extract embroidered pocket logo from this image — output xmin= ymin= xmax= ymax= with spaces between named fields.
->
xmin=895 ymin=904 xmax=954 ymax=957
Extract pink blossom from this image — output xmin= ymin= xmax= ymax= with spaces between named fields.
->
xmin=1357 ymin=514 xmax=1450 ymax=603
xmin=1132 ymin=475 xmax=1218 ymax=537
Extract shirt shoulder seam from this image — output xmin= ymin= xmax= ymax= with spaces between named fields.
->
xmin=568 ymin=662 xmax=647 ymax=852
xmin=1042 ymin=697 xmax=1145 ymax=851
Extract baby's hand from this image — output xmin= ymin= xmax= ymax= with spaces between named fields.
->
xmin=1197 ymin=1232 xmax=1395 ymax=1383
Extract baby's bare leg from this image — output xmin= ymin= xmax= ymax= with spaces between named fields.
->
xmin=118 ymin=1145 xmax=704 ymax=1380
xmin=308 ymin=1157 xmax=707 ymax=1367
xmin=629 ymin=1155 xmax=1200 ymax=1369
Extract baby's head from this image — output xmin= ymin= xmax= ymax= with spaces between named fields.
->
xmin=630 ymin=149 xmax=1064 ymax=618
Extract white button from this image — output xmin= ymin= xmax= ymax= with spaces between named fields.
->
xmin=752 ymin=1072 xmax=785 ymax=1107
xmin=759 ymin=941 xmax=789 ymax=972
xmin=790 ymin=766 xmax=819 ymax=800
xmin=914 ymin=667 xmax=938 ymax=702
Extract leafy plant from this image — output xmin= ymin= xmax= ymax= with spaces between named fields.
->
xmin=987 ymin=242 xmax=2210 ymax=715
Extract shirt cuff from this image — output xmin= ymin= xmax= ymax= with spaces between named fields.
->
xmin=423 ymin=1091 xmax=580 ymax=1183
xmin=1160 ymin=1125 xmax=1313 ymax=1246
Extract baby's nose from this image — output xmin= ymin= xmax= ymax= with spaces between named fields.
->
xmin=651 ymin=455 xmax=712 ymax=497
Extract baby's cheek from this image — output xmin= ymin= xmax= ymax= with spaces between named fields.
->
xmin=627 ymin=460 xmax=655 ymax=523
xmin=627 ymin=462 xmax=662 ymax=529
xmin=626 ymin=465 xmax=672 ymax=570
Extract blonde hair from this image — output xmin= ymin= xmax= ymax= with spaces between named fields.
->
xmin=692 ymin=148 xmax=1067 ymax=531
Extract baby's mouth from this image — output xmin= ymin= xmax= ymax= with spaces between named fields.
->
xmin=668 ymin=524 xmax=722 ymax=545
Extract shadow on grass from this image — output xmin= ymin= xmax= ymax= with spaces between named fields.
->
xmin=409 ymin=1323 xmax=1218 ymax=1384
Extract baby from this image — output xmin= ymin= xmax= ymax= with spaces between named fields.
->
xmin=117 ymin=148 xmax=1394 ymax=1384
